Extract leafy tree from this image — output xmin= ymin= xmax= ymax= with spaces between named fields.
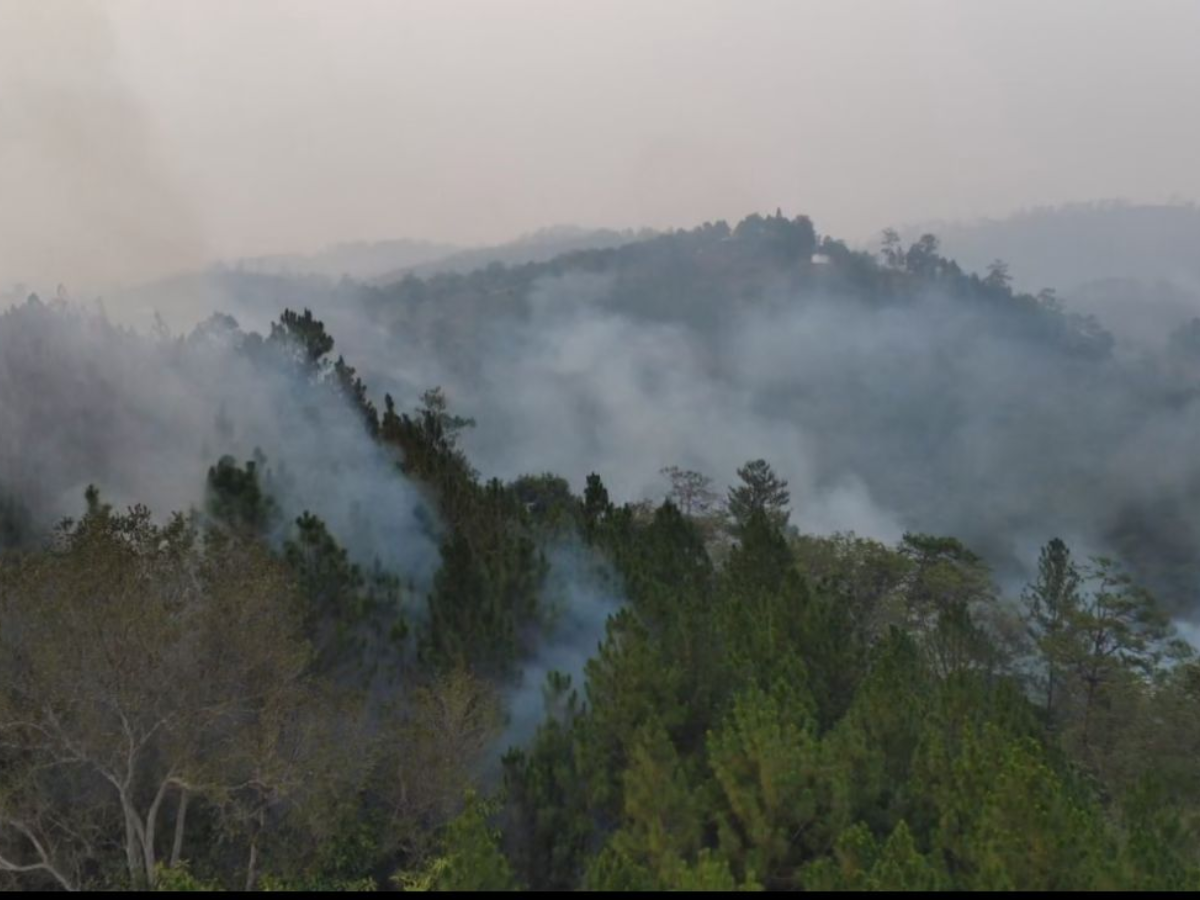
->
xmin=384 ymin=669 xmax=502 ymax=861
xmin=1065 ymin=557 xmax=1190 ymax=753
xmin=394 ymin=791 xmax=515 ymax=892
xmin=897 ymin=533 xmax=998 ymax=679
xmin=0 ymin=494 xmax=342 ymax=889
xmin=660 ymin=465 xmax=721 ymax=518
xmin=912 ymin=725 xmax=1111 ymax=890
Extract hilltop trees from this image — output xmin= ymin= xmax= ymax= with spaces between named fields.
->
xmin=5 ymin=227 xmax=1200 ymax=890
xmin=727 ymin=459 xmax=790 ymax=535
xmin=660 ymin=466 xmax=721 ymax=519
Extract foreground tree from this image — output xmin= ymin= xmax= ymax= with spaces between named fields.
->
xmin=1022 ymin=537 xmax=1083 ymax=723
xmin=0 ymin=493 xmax=347 ymax=890
xmin=727 ymin=459 xmax=790 ymax=536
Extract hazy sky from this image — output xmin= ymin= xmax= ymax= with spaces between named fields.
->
xmin=2 ymin=0 xmax=1199 ymax=288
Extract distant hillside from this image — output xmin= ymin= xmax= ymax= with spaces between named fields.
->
xmin=95 ymin=210 xmax=1200 ymax=612
xmin=233 ymin=237 xmax=461 ymax=281
xmin=921 ymin=202 xmax=1200 ymax=345
xmin=370 ymin=224 xmax=654 ymax=284
xmin=112 ymin=226 xmax=654 ymax=334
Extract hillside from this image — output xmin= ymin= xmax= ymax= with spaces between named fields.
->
xmin=3 ymin=211 xmax=1200 ymax=890
xmin=927 ymin=202 xmax=1200 ymax=346
xmin=99 ymin=212 xmax=1200 ymax=610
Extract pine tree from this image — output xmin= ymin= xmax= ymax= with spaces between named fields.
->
xmin=1022 ymin=538 xmax=1083 ymax=723
xmin=727 ymin=459 xmax=790 ymax=536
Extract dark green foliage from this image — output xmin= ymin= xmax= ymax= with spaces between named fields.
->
xmin=1023 ymin=537 xmax=1083 ymax=722
xmin=511 ymin=473 xmax=579 ymax=533
xmin=732 ymin=210 xmax=818 ymax=263
xmin=283 ymin=511 xmax=407 ymax=677
xmin=380 ymin=390 xmax=477 ymax=516
xmin=268 ymin=307 xmax=335 ymax=375
xmin=332 ymin=355 xmax=380 ymax=436
xmin=6 ymin=230 xmax=1200 ymax=893
xmin=0 ymin=489 xmax=31 ymax=549
xmin=727 ymin=459 xmax=790 ymax=536
xmin=502 ymin=718 xmax=595 ymax=891
xmin=205 ymin=453 xmax=279 ymax=535
xmin=581 ymin=473 xmax=613 ymax=536
xmin=421 ymin=480 xmax=544 ymax=675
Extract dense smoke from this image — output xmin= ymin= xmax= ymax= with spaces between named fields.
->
xmin=0 ymin=298 xmax=439 ymax=587
xmin=14 ymin=211 xmax=1200 ymax=630
xmin=242 ymin=250 xmax=1200 ymax=616
xmin=929 ymin=202 xmax=1200 ymax=349
xmin=497 ymin=541 xmax=624 ymax=757
xmin=0 ymin=2 xmax=207 ymax=294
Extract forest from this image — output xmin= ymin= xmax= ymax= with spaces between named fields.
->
xmin=3 ymin=214 xmax=1200 ymax=890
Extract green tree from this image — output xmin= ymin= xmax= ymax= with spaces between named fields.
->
xmin=1067 ymin=557 xmax=1190 ymax=753
xmin=268 ymin=308 xmax=335 ymax=377
xmin=205 ymin=453 xmax=279 ymax=535
xmin=1022 ymin=537 xmax=1083 ymax=723
xmin=727 ymin=460 xmax=790 ymax=535
xmin=707 ymin=684 xmax=821 ymax=886
xmin=802 ymin=821 xmax=945 ymax=891
xmin=283 ymin=511 xmax=407 ymax=676
xmin=0 ymin=494 xmax=340 ymax=890
xmin=395 ymin=791 xmax=515 ymax=892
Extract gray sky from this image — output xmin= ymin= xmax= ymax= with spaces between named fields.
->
xmin=2 ymin=0 xmax=1198 ymax=288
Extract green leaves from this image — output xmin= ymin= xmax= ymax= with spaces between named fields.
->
xmin=727 ymin=460 xmax=790 ymax=537
xmin=394 ymin=791 xmax=515 ymax=892
xmin=707 ymin=685 xmax=820 ymax=886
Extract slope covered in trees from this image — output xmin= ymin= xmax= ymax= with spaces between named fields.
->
xmin=127 ymin=211 xmax=1200 ymax=615
xmin=3 ymin=212 xmax=1200 ymax=889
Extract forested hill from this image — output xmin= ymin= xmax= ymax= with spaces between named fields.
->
xmin=369 ymin=224 xmax=651 ymax=284
xmin=140 ymin=211 xmax=1200 ymax=614
xmin=2 ymin=210 xmax=1200 ymax=889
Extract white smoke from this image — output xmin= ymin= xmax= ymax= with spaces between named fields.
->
xmin=0 ymin=298 xmax=439 ymax=585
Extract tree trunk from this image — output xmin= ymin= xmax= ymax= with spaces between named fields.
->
xmin=1045 ymin=666 xmax=1056 ymax=726
xmin=122 ymin=805 xmax=143 ymax=888
xmin=141 ymin=778 xmax=175 ymax=888
xmin=245 ymin=839 xmax=259 ymax=892
xmin=170 ymin=790 xmax=189 ymax=868
xmin=1082 ymin=676 xmax=1098 ymax=753
xmin=245 ymin=809 xmax=265 ymax=892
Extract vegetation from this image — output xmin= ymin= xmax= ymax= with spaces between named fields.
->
xmin=2 ymin=214 xmax=1200 ymax=890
